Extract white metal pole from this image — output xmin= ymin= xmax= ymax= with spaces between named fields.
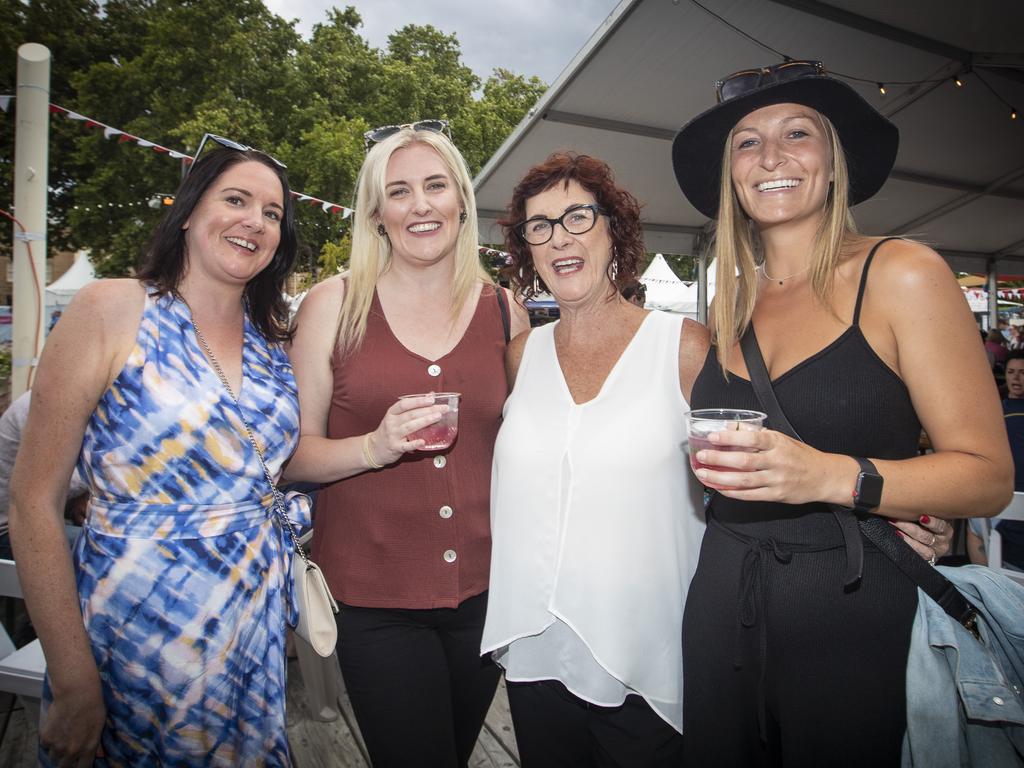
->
xmin=11 ymin=43 xmax=50 ymax=399
xmin=987 ymin=259 xmax=998 ymax=332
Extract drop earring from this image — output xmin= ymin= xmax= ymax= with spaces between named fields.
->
xmin=459 ymin=210 xmax=467 ymax=224
xmin=377 ymin=223 xmax=386 ymax=237
xmin=532 ymin=274 xmax=540 ymax=295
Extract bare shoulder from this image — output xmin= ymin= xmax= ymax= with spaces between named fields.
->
xmin=864 ymin=237 xmax=954 ymax=295
xmin=61 ymin=279 xmax=145 ymax=352
xmin=505 ymin=327 xmax=534 ymax=388
xmin=298 ymin=274 xmax=346 ymax=320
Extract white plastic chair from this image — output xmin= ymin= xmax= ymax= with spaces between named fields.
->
xmin=987 ymin=492 xmax=1024 ymax=586
xmin=0 ymin=558 xmax=46 ymax=704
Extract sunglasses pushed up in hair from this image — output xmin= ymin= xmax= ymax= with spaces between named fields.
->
xmin=188 ymin=133 xmax=287 ymax=175
xmin=362 ymin=119 xmax=452 ymax=153
xmin=715 ymin=60 xmax=826 ymax=104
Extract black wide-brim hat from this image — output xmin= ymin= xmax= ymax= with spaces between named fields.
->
xmin=672 ymin=71 xmax=899 ymax=219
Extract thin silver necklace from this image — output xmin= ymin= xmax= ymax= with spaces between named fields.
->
xmin=759 ymin=263 xmax=810 ymax=286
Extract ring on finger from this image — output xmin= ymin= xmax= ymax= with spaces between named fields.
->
xmin=929 ymin=553 xmax=937 ymax=566
xmin=930 ymin=533 xmax=937 ymax=547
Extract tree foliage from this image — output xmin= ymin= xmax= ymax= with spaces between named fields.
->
xmin=1 ymin=2 xmax=546 ymax=278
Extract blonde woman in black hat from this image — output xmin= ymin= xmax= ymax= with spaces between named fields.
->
xmin=671 ymin=61 xmax=1011 ymax=764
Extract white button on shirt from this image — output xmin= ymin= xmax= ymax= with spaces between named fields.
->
xmin=428 ymin=364 xmax=441 ymax=376
xmin=434 ymin=456 xmax=447 ymax=469
xmin=439 ymin=505 xmax=453 ymax=519
xmin=443 ymin=549 xmax=457 ymax=563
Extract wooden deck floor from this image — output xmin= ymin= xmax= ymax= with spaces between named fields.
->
xmin=0 ymin=657 xmax=520 ymax=767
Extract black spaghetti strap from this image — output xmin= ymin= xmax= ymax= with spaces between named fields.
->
xmin=852 ymin=237 xmax=901 ymax=326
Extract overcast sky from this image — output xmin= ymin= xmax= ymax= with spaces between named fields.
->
xmin=264 ymin=0 xmax=622 ymax=85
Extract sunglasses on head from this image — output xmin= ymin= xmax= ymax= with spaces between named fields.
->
xmin=715 ymin=60 xmax=826 ymax=104
xmin=362 ymin=119 xmax=452 ymax=153
xmin=188 ymin=133 xmax=287 ymax=175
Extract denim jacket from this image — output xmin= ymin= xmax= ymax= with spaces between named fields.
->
xmin=903 ymin=565 xmax=1024 ymax=767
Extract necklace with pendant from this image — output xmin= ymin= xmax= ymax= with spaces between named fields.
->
xmin=759 ymin=263 xmax=809 ymax=286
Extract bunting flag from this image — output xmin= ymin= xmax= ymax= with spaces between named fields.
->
xmin=3 ymin=96 xmax=354 ymax=218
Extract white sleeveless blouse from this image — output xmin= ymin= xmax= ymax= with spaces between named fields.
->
xmin=481 ymin=310 xmax=706 ymax=732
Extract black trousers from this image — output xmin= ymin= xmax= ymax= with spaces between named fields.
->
xmin=506 ymin=679 xmax=685 ymax=768
xmin=336 ymin=591 xmax=501 ymax=768
xmin=682 ymin=522 xmax=917 ymax=767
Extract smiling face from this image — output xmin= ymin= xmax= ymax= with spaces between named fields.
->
xmin=729 ymin=102 xmax=833 ymax=230
xmin=1007 ymin=357 xmax=1024 ymax=399
xmin=524 ymin=179 xmax=613 ymax=308
xmin=378 ymin=142 xmax=463 ymax=268
xmin=182 ymin=160 xmax=283 ymax=287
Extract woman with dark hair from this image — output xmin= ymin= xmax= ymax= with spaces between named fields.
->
xmin=481 ymin=152 xmax=709 ymax=767
xmin=10 ymin=140 xmax=303 ymax=766
xmin=671 ymin=61 xmax=1011 ymax=764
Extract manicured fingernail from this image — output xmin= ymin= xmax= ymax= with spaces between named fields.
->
xmin=919 ymin=515 xmax=930 ymax=525
xmin=695 ymin=469 xmax=708 ymax=481
xmin=895 ymin=530 xmax=905 ymax=537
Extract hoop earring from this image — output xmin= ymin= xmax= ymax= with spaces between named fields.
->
xmin=610 ymin=248 xmax=619 ymax=281
xmin=459 ymin=210 xmax=467 ymax=224
xmin=377 ymin=223 xmax=386 ymax=237
xmin=532 ymin=274 xmax=540 ymax=295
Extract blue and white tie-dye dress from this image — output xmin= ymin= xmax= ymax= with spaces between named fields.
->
xmin=42 ymin=287 xmax=308 ymax=767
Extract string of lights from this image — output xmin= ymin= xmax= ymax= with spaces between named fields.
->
xmin=687 ymin=0 xmax=1018 ymax=121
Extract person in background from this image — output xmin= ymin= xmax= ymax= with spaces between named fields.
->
xmin=986 ymin=327 xmax=1008 ymax=369
xmin=968 ymin=351 xmax=1024 ymax=568
xmin=671 ymin=59 xmax=1010 ymax=765
xmin=621 ymin=279 xmax=647 ymax=307
xmin=0 ymin=391 xmax=88 ymax=560
xmin=285 ymin=120 xmax=528 ymax=768
xmin=482 ymin=152 xmax=708 ymax=767
xmin=11 ymin=138 xmax=302 ymax=766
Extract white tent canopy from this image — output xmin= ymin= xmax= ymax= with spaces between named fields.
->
xmin=473 ymin=0 xmax=1024 ymax=326
xmin=46 ymin=250 xmax=96 ymax=308
xmin=640 ymin=253 xmax=690 ymax=313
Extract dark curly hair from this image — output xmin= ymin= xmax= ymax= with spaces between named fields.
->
xmin=137 ymin=147 xmax=298 ymax=343
xmin=499 ymin=153 xmax=644 ymax=300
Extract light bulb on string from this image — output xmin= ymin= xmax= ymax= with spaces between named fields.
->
xmin=953 ymin=75 xmax=963 ymax=87
xmin=1013 ymin=107 xmax=1019 ymax=120
xmin=877 ymin=83 xmax=886 ymax=96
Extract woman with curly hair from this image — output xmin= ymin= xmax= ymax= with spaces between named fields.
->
xmin=481 ymin=152 xmax=709 ymax=767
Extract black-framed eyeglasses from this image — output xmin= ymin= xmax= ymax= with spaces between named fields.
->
xmin=188 ymin=133 xmax=287 ymax=175
xmin=715 ymin=60 xmax=826 ymax=104
xmin=515 ymin=203 xmax=608 ymax=246
xmin=363 ymin=119 xmax=452 ymax=153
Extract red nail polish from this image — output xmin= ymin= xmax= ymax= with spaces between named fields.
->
xmin=919 ymin=515 xmax=931 ymax=525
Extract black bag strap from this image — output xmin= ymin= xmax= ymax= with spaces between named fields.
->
xmin=739 ymin=325 xmax=979 ymax=631
xmin=495 ymin=285 xmax=511 ymax=344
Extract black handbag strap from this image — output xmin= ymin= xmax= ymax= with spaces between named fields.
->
xmin=495 ymin=285 xmax=511 ymax=344
xmin=739 ymin=325 xmax=978 ymax=629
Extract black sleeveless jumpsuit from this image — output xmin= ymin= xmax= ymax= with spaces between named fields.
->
xmin=683 ymin=241 xmax=921 ymax=767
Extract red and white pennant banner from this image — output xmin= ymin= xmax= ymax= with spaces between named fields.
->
xmin=2 ymin=96 xmax=353 ymax=218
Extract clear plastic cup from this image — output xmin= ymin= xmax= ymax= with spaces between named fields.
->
xmin=684 ymin=408 xmax=766 ymax=473
xmin=399 ymin=392 xmax=461 ymax=450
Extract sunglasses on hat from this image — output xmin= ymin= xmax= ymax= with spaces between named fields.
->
xmin=715 ymin=60 xmax=826 ymax=104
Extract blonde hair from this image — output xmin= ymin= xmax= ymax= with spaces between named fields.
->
xmin=336 ymin=128 xmax=490 ymax=359
xmin=710 ymin=111 xmax=867 ymax=373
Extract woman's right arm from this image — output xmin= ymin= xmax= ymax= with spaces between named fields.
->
xmin=283 ymin=278 xmax=447 ymax=483
xmin=9 ymin=280 xmax=143 ymax=766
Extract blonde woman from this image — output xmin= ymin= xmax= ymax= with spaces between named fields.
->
xmin=285 ymin=121 xmax=528 ymax=768
xmin=671 ymin=61 xmax=1011 ymax=765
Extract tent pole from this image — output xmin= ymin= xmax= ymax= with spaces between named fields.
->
xmin=11 ymin=43 xmax=50 ymax=399
xmin=987 ymin=258 xmax=997 ymax=331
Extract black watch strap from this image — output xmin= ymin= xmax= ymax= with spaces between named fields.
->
xmin=852 ymin=456 xmax=883 ymax=512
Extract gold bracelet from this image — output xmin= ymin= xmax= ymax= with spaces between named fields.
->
xmin=362 ymin=433 xmax=383 ymax=469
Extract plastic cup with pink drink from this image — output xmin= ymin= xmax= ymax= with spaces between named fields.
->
xmin=399 ymin=392 xmax=461 ymax=450
xmin=685 ymin=408 xmax=766 ymax=475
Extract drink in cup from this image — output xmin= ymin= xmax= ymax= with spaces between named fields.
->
xmin=685 ymin=409 xmax=766 ymax=473
xmin=399 ymin=392 xmax=461 ymax=450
